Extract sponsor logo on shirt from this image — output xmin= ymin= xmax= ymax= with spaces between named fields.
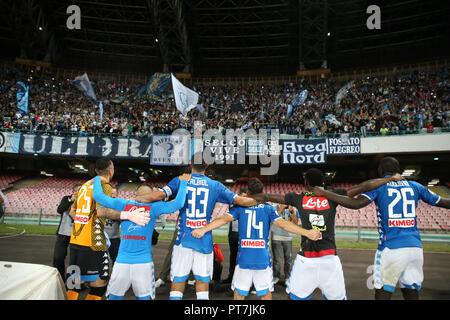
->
xmin=74 ymin=214 xmax=89 ymax=224
xmin=309 ymin=214 xmax=325 ymax=227
xmin=302 ymin=196 xmax=330 ymax=210
xmin=186 ymin=218 xmax=207 ymax=229
xmin=388 ymin=218 xmax=415 ymax=228
xmin=241 ymin=239 xmax=266 ymax=248
xmin=122 ymin=235 xmax=147 ymax=240
xmin=124 ymin=204 xmax=150 ymax=215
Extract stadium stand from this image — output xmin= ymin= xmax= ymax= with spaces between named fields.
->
xmin=1 ymin=174 xmax=448 ymax=230
xmin=0 ymin=173 xmax=24 ymax=190
xmin=0 ymin=63 xmax=448 ymax=138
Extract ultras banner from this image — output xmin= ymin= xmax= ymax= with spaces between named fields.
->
xmin=16 ymin=134 xmax=151 ymax=159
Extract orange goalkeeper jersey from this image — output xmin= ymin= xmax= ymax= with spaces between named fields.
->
xmin=70 ymin=177 xmax=112 ymax=251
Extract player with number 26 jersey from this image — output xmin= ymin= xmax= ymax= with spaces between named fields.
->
xmin=362 ymin=178 xmax=440 ymax=251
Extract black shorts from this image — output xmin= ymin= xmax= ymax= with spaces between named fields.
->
xmin=69 ymin=244 xmax=110 ymax=282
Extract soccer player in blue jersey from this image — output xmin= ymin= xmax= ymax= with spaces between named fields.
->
xmin=91 ymin=173 xmax=191 ymax=300
xmin=191 ymin=178 xmax=321 ymax=300
xmin=311 ymin=157 xmax=450 ymax=300
xmin=133 ymin=153 xmax=261 ymax=300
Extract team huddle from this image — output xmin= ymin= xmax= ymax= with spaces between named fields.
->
xmin=65 ymin=154 xmax=450 ymax=301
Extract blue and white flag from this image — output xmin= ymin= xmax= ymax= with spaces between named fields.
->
xmin=98 ymin=101 xmax=103 ymax=122
xmin=196 ymin=104 xmax=205 ymax=113
xmin=72 ymin=73 xmax=98 ymax=105
xmin=286 ymin=104 xmax=293 ymax=119
xmin=241 ymin=121 xmax=253 ymax=130
xmin=136 ymin=72 xmax=171 ymax=99
xmin=335 ymin=80 xmax=354 ymax=106
xmin=16 ymin=81 xmax=29 ymax=115
xmin=171 ymin=73 xmax=198 ymax=116
xmin=292 ymin=89 xmax=308 ymax=107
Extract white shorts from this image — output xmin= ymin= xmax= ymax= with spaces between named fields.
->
xmin=287 ymin=254 xmax=346 ymax=300
xmin=170 ymin=244 xmax=213 ymax=283
xmin=231 ymin=265 xmax=274 ymax=297
xmin=106 ymin=262 xmax=155 ymax=300
xmin=373 ymin=247 xmax=424 ymax=293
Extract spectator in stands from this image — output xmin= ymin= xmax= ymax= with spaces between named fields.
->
xmin=104 ymin=188 xmax=121 ymax=263
xmin=270 ymin=204 xmax=297 ymax=286
xmin=53 ymin=184 xmax=81 ymax=282
xmin=1 ymin=63 xmax=448 ymax=137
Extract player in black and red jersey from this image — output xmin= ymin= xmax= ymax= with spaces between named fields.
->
xmin=250 ymin=168 xmax=402 ymax=300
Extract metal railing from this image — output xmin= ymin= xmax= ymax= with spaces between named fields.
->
xmin=1 ymin=127 xmax=449 ymax=139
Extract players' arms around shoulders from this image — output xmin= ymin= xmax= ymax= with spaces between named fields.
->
xmin=272 ymin=218 xmax=321 ymax=241
xmin=191 ymin=214 xmax=234 ymax=239
xmin=345 ymin=173 xmax=404 ymax=198
xmin=133 ymin=173 xmax=191 ymax=203
xmin=91 ymin=176 xmax=149 ymax=226
xmin=436 ymin=198 xmax=450 ymax=209
xmin=232 ymin=194 xmax=261 ymax=207
xmin=248 ymin=193 xmax=286 ymax=205
xmin=310 ymin=187 xmax=371 ymax=210
xmin=143 ymin=174 xmax=191 ymax=215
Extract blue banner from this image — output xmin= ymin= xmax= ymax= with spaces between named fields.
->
xmin=136 ymin=72 xmax=171 ymax=99
xmin=16 ymin=82 xmax=29 ymax=115
xmin=327 ymin=135 xmax=361 ymax=155
xmin=281 ymin=139 xmax=327 ymax=164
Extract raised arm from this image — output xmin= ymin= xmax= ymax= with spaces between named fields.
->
xmin=133 ymin=189 xmax=166 ymax=204
xmin=92 ymin=176 xmax=149 ymax=226
xmin=150 ymin=177 xmax=189 ymax=215
xmin=311 ymin=187 xmax=371 ymax=209
xmin=93 ymin=176 xmax=128 ymax=212
xmin=346 ymin=173 xmax=404 ymax=198
xmin=191 ymin=214 xmax=234 ymax=239
xmin=273 ymin=218 xmax=321 ymax=241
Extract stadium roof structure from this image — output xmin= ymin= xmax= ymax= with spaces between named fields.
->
xmin=0 ymin=0 xmax=448 ymax=75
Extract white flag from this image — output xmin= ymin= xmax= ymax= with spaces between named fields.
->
xmin=171 ymin=73 xmax=198 ymax=116
xmin=98 ymin=101 xmax=103 ymax=122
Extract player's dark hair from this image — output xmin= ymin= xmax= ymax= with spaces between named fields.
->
xmin=247 ymin=178 xmax=264 ymax=195
xmin=191 ymin=152 xmax=207 ymax=172
xmin=305 ymin=168 xmax=324 ymax=187
xmin=239 ymin=188 xmax=248 ymax=195
xmin=95 ymin=159 xmax=113 ymax=176
xmin=379 ymin=157 xmax=401 ymax=175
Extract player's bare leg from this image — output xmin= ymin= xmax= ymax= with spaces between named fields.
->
xmin=260 ymin=291 xmax=272 ymax=300
xmin=233 ymin=290 xmax=246 ymax=300
xmin=195 ymin=280 xmax=210 ymax=300
xmin=170 ymin=281 xmax=186 ymax=300
xmin=375 ymin=289 xmax=392 ymax=300
xmin=85 ymin=278 xmax=108 ymax=300
xmin=401 ymin=288 xmax=419 ymax=300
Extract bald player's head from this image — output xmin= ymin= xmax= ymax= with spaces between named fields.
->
xmin=136 ymin=185 xmax=153 ymax=196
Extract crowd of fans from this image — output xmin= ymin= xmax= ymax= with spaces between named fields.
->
xmin=0 ymin=63 xmax=449 ymax=138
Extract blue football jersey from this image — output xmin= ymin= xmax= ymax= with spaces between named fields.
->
xmin=362 ymin=177 xmax=440 ymax=251
xmin=162 ymin=173 xmax=237 ymax=254
xmin=228 ymin=204 xmax=281 ymax=270
xmin=92 ymin=176 xmax=188 ymax=264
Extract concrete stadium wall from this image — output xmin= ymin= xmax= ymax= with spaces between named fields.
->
xmin=360 ymin=133 xmax=450 ymax=154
